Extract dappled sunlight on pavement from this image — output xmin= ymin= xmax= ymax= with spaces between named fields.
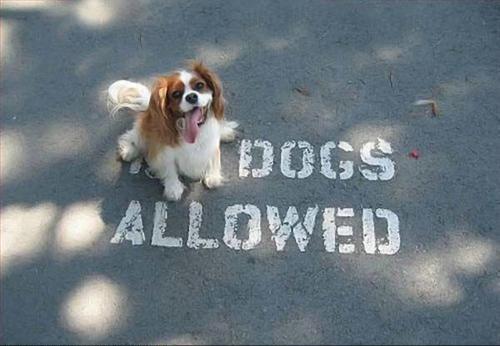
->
xmin=150 ymin=334 xmax=205 ymax=345
xmin=401 ymin=237 xmax=495 ymax=306
xmin=95 ymin=147 xmax=122 ymax=184
xmin=342 ymin=122 xmax=405 ymax=149
xmin=60 ymin=275 xmax=127 ymax=341
xmin=0 ymin=129 xmax=27 ymax=184
xmin=40 ymin=122 xmax=91 ymax=161
xmin=54 ymin=201 xmax=106 ymax=257
xmin=1 ymin=203 xmax=58 ymax=275
xmin=196 ymin=43 xmax=243 ymax=69
xmin=73 ymin=0 xmax=117 ymax=27
xmin=1 ymin=0 xmax=499 ymax=344
xmin=272 ymin=314 xmax=323 ymax=344
xmin=1 ymin=0 xmax=122 ymax=28
xmin=355 ymin=232 xmax=497 ymax=307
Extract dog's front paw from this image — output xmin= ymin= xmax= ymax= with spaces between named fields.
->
xmin=118 ymin=138 xmax=139 ymax=162
xmin=203 ymin=174 xmax=223 ymax=189
xmin=163 ymin=180 xmax=185 ymax=201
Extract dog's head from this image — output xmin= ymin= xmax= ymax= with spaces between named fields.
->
xmin=147 ymin=61 xmax=224 ymax=144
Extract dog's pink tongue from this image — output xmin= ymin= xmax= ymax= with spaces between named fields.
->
xmin=182 ymin=108 xmax=203 ymax=144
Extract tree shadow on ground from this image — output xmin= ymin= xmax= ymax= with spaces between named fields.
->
xmin=1 ymin=1 xmax=499 ymax=344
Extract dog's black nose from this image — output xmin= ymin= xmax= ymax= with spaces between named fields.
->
xmin=185 ymin=93 xmax=198 ymax=104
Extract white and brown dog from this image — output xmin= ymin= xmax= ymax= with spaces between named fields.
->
xmin=107 ymin=61 xmax=238 ymax=201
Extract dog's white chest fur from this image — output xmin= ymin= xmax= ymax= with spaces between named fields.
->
xmin=173 ymin=117 xmax=220 ymax=179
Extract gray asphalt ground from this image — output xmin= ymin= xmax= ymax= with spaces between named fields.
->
xmin=1 ymin=0 xmax=500 ymax=344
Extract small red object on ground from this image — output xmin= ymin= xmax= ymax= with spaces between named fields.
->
xmin=409 ymin=149 xmax=420 ymax=159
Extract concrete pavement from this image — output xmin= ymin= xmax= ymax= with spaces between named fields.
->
xmin=1 ymin=0 xmax=499 ymax=344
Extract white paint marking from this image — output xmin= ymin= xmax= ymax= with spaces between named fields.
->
xmin=362 ymin=208 xmax=400 ymax=255
xmin=129 ymin=157 xmax=142 ymax=174
xmin=252 ymin=139 xmax=274 ymax=178
xmin=320 ymin=141 xmax=354 ymax=180
xmin=280 ymin=141 xmax=315 ymax=179
xmin=337 ymin=141 xmax=353 ymax=152
xmin=242 ymin=138 xmax=397 ymax=181
xmin=280 ymin=140 xmax=296 ymax=178
xmin=110 ymin=200 xmax=145 ymax=245
xmin=151 ymin=202 xmax=183 ymax=247
xmin=338 ymin=141 xmax=354 ymax=180
xmin=362 ymin=209 xmax=376 ymax=254
xmin=266 ymin=205 xmax=319 ymax=252
xmin=376 ymin=208 xmax=400 ymax=255
xmin=108 ymin=199 xmax=400 ymax=255
xmin=320 ymin=141 xmax=336 ymax=179
xmin=359 ymin=138 xmax=395 ymax=181
xmin=187 ymin=201 xmax=219 ymax=249
xmin=336 ymin=208 xmax=355 ymax=253
xmin=238 ymin=139 xmax=252 ymax=178
xmin=322 ymin=208 xmax=336 ymax=252
xmin=297 ymin=141 xmax=314 ymax=179
xmin=336 ymin=208 xmax=354 ymax=219
xmin=223 ymin=204 xmax=261 ymax=250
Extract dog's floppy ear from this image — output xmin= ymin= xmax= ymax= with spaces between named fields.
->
xmin=143 ymin=79 xmax=180 ymax=147
xmin=190 ymin=60 xmax=225 ymax=119
xmin=149 ymin=82 xmax=169 ymax=117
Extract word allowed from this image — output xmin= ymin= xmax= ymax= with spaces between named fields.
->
xmin=239 ymin=138 xmax=395 ymax=180
xmin=110 ymin=201 xmax=400 ymax=255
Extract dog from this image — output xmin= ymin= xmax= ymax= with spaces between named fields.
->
xmin=107 ymin=61 xmax=238 ymax=201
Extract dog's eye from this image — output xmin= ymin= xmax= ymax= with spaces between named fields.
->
xmin=172 ymin=91 xmax=182 ymax=99
xmin=195 ymin=82 xmax=204 ymax=91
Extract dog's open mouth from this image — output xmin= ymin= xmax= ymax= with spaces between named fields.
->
xmin=177 ymin=107 xmax=207 ymax=144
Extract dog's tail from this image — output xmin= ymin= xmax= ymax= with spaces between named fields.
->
xmin=220 ymin=120 xmax=239 ymax=142
xmin=107 ymin=80 xmax=151 ymax=118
